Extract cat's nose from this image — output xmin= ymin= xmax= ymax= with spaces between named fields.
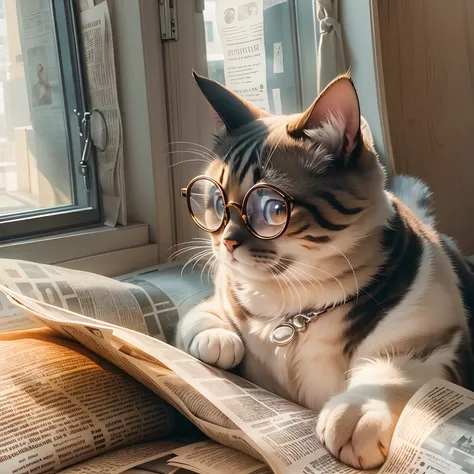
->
xmin=223 ymin=239 xmax=240 ymax=253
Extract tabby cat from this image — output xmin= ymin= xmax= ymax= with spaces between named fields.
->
xmin=175 ymin=72 xmax=474 ymax=469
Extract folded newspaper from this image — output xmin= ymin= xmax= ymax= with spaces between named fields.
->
xmin=2 ymin=259 xmax=474 ymax=474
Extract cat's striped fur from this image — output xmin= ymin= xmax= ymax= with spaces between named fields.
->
xmin=176 ymin=73 xmax=474 ymax=469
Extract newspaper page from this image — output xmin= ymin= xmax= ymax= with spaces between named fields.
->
xmin=79 ymin=1 xmax=126 ymax=226
xmin=67 ymin=440 xmax=268 ymax=474
xmin=378 ymin=379 xmax=474 ymax=474
xmin=0 ymin=293 xmax=274 ymax=466
xmin=0 ymin=289 xmax=42 ymax=332
xmin=16 ymin=0 xmax=72 ymax=208
xmin=0 ymin=259 xmax=213 ymax=341
xmin=216 ymin=0 xmax=270 ymax=111
xmin=163 ymin=441 xmax=269 ymax=474
xmin=2 ymin=289 xmax=367 ymax=474
xmin=117 ymin=265 xmax=213 ymax=343
xmin=0 ymin=329 xmax=176 ymax=474
xmin=60 ymin=440 xmax=187 ymax=474
xmin=2 ymin=292 xmax=266 ymax=465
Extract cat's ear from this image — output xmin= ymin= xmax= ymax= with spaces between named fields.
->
xmin=287 ymin=73 xmax=361 ymax=160
xmin=192 ymin=71 xmax=269 ymax=133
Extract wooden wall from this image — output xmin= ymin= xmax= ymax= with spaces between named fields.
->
xmin=375 ymin=0 xmax=474 ymax=253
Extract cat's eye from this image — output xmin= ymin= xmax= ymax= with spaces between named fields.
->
xmin=245 ymin=188 xmax=290 ymax=238
xmin=213 ymin=193 xmax=224 ymax=219
xmin=262 ymin=199 xmax=287 ymax=226
xmin=182 ymin=176 xmax=293 ymax=240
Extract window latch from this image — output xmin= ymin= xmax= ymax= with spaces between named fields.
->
xmin=79 ymin=111 xmax=93 ymax=192
xmin=75 ymin=108 xmax=108 ymax=193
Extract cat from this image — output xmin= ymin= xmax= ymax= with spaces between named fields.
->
xmin=175 ymin=71 xmax=474 ymax=469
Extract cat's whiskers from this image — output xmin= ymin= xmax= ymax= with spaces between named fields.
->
xmin=284 ymin=265 xmax=309 ymax=308
xmin=165 ymin=147 xmax=214 ymax=162
xmin=329 ymin=244 xmax=360 ymax=305
xmin=168 ymin=238 xmax=211 ymax=251
xmin=323 ymin=245 xmax=384 ymax=309
xmin=179 ymin=249 xmax=212 ymax=267
xmin=282 ymin=264 xmax=304 ymax=314
xmin=280 ymin=257 xmax=347 ymax=305
xmin=208 ymin=257 xmax=219 ymax=284
xmin=285 ymin=263 xmax=325 ymax=296
xmin=169 ymin=159 xmax=212 ymax=169
xmin=191 ymin=250 xmax=214 ymax=274
xmin=169 ymin=158 xmax=212 ymax=169
xmin=181 ymin=250 xmax=214 ymax=278
xmin=168 ymin=141 xmax=218 ymax=160
xmin=166 ymin=145 xmax=215 ymax=162
xmin=272 ymin=259 xmax=325 ymax=294
xmin=168 ymin=246 xmax=212 ymax=261
xmin=272 ymin=261 xmax=295 ymax=309
xmin=169 ymin=244 xmax=212 ymax=261
xmin=165 ymin=148 xmax=214 ymax=166
xmin=276 ymin=261 xmax=303 ymax=314
xmin=201 ymin=254 xmax=217 ymax=286
xmin=262 ymin=262 xmax=286 ymax=318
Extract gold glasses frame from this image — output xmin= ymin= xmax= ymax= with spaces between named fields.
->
xmin=181 ymin=175 xmax=294 ymax=240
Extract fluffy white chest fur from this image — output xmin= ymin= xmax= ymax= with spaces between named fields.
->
xmin=237 ymin=241 xmax=466 ymax=413
xmin=241 ymin=315 xmax=348 ymax=412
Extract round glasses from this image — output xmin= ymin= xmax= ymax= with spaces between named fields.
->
xmin=181 ymin=176 xmax=293 ymax=240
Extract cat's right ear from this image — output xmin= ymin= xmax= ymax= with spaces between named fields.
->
xmin=192 ymin=71 xmax=269 ymax=133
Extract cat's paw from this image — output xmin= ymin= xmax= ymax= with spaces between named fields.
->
xmin=316 ymin=388 xmax=397 ymax=469
xmin=189 ymin=328 xmax=244 ymax=370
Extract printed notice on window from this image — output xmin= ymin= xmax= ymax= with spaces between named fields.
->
xmin=216 ymin=0 xmax=270 ymax=112
xmin=16 ymin=0 xmax=72 ymax=208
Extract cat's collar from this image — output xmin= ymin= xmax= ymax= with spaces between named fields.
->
xmin=270 ymin=298 xmax=356 ymax=346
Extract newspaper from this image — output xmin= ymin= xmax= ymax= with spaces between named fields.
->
xmin=0 ymin=288 xmax=342 ymax=474
xmin=3 ymin=261 xmax=474 ymax=473
xmin=0 ymin=329 xmax=176 ymax=474
xmin=378 ymin=380 xmax=474 ymax=474
xmin=0 ymin=259 xmax=213 ymax=341
xmin=62 ymin=440 xmax=268 ymax=474
xmin=216 ymin=0 xmax=270 ymax=111
xmin=60 ymin=440 xmax=189 ymax=474
xmin=79 ymin=1 xmax=126 ymax=226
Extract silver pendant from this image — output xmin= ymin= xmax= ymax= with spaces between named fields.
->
xmin=270 ymin=311 xmax=323 ymax=346
xmin=270 ymin=323 xmax=296 ymax=345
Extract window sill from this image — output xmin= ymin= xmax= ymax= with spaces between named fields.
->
xmin=0 ymin=223 xmax=159 ymax=276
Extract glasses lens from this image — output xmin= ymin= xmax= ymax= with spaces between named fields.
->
xmin=188 ymin=178 xmax=225 ymax=232
xmin=246 ymin=187 xmax=288 ymax=238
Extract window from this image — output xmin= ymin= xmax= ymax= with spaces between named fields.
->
xmin=204 ymin=21 xmax=214 ymax=43
xmin=0 ymin=0 xmax=100 ymax=241
xmin=203 ymin=0 xmax=318 ymax=115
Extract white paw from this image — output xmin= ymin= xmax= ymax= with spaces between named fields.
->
xmin=316 ymin=388 xmax=397 ymax=469
xmin=189 ymin=328 xmax=244 ymax=370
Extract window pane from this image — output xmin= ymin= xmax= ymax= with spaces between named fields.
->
xmin=0 ymin=0 xmax=73 ymax=217
xmin=204 ymin=0 xmax=317 ymax=115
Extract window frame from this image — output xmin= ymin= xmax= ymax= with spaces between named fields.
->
xmin=0 ymin=0 xmax=101 ymax=242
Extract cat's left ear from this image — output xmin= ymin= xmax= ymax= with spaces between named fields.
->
xmin=192 ymin=71 xmax=270 ymax=133
xmin=287 ymin=74 xmax=361 ymax=162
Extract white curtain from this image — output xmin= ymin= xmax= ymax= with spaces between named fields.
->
xmin=315 ymin=0 xmax=347 ymax=93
